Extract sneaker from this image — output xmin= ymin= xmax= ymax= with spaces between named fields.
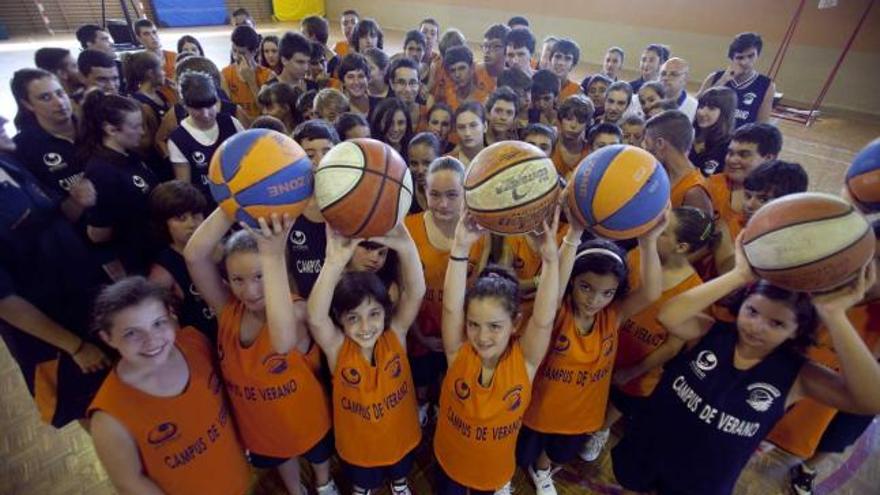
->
xmin=790 ymin=463 xmax=816 ymax=495
xmin=316 ymin=479 xmax=341 ymax=495
xmin=418 ymin=403 xmax=430 ymax=427
xmin=390 ymin=480 xmax=412 ymax=495
xmin=493 ymin=481 xmax=513 ymax=495
xmin=579 ymin=428 xmax=610 ymax=462
xmin=528 ymin=465 xmax=558 ymax=495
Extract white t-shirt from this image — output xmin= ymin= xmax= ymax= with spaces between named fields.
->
xmin=167 ymin=116 xmax=244 ymax=163
xmin=679 ymin=94 xmax=698 ymax=122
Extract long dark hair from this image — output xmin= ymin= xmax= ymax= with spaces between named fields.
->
xmin=259 ymin=35 xmax=283 ymax=74
xmin=370 ymin=97 xmax=413 ymax=154
xmin=78 ymin=88 xmax=140 ymax=161
xmin=695 ymin=86 xmax=737 ymax=148
xmin=465 ymin=265 xmax=522 ymax=320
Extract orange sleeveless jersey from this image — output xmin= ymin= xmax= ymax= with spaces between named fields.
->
xmin=89 ymin=328 xmax=251 ymax=495
xmin=670 ymin=169 xmax=709 ymax=208
xmin=767 ymin=301 xmax=880 ymax=458
xmin=218 ymin=298 xmax=331 ymax=458
xmin=221 ymin=65 xmax=276 ymax=118
xmin=706 ymin=173 xmax=745 ymax=240
xmin=334 ymin=40 xmax=350 ymax=57
xmin=551 ymin=142 xmax=590 ymax=179
xmin=405 ymin=212 xmax=484 ymax=356
xmin=333 ymin=331 xmax=421 ymax=467
xmin=434 ymin=341 xmax=532 ymax=491
xmin=559 ymin=79 xmax=582 ymax=101
xmin=504 ymin=227 xmax=570 ymax=323
xmin=524 ymin=301 xmax=618 ymax=434
xmin=442 ymin=65 xmax=496 ymax=111
xmin=616 ymin=250 xmax=704 ymax=396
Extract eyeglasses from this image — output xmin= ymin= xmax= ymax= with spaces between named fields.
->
xmin=481 ymin=43 xmax=504 ymax=52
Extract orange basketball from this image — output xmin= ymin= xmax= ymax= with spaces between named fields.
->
xmin=313 ymin=138 xmax=413 ymax=238
xmin=741 ymin=192 xmax=875 ymax=292
xmin=464 ymin=141 xmax=560 ymax=234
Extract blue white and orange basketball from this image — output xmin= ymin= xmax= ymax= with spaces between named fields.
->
xmin=845 ymin=138 xmax=880 ymax=212
xmin=566 ymin=144 xmax=670 ymax=239
xmin=208 ymin=129 xmax=314 ymax=227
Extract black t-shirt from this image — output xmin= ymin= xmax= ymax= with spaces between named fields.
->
xmin=85 ymin=146 xmax=159 ymax=274
xmin=13 ymin=121 xmax=83 ymax=198
xmin=286 ymin=214 xmax=327 ymax=297
xmin=690 ymin=137 xmax=731 ymax=176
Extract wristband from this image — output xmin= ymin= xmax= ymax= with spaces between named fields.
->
xmin=449 ymin=255 xmax=469 ymax=262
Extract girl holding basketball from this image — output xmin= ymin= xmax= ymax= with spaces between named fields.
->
xmin=88 ymin=277 xmax=252 ymax=495
xmin=516 ymin=206 xmax=666 ymax=493
xmin=184 ymin=210 xmax=337 ymax=495
xmin=306 ymin=222 xmax=426 ymax=495
xmin=434 ymin=207 xmax=560 ymax=495
xmin=611 ymin=239 xmax=880 ymax=495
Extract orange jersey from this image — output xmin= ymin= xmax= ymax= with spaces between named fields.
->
xmin=333 ymin=40 xmax=350 ymax=57
xmin=434 ymin=342 xmax=531 ymax=491
xmin=405 ymin=212 xmax=484 ymax=355
xmin=551 ymin=141 xmax=590 ymax=179
xmin=524 ymin=301 xmax=618 ymax=434
xmin=442 ymin=65 xmax=496 ymax=111
xmin=670 ymin=168 xmax=709 ymax=208
xmin=559 ymin=79 xmax=582 ymax=101
xmin=221 ymin=64 xmax=276 ymax=118
xmin=504 ymin=227 xmax=570 ymax=322
xmin=706 ymin=173 xmax=745 ymax=240
xmin=89 ymin=328 xmax=250 ymax=495
xmin=333 ymin=332 xmax=421 ymax=467
xmin=616 ymin=250 xmax=703 ymax=396
xmin=767 ymin=301 xmax=880 ymax=458
xmin=218 ymin=298 xmax=331 ymax=458
xmin=162 ymin=50 xmax=177 ymax=80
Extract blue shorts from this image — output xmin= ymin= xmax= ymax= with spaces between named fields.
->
xmin=434 ymin=464 xmax=495 ymax=495
xmin=516 ymin=425 xmax=589 ymax=466
xmin=342 ymin=448 xmax=416 ymax=490
xmin=247 ymin=429 xmax=334 ymax=468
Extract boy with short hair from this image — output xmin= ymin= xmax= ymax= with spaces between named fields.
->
xmin=313 ymin=88 xmax=350 ymax=124
xmin=603 ymin=81 xmax=633 ymax=124
xmin=442 ymin=46 xmax=494 ymax=111
xmin=505 ymin=27 xmax=536 ymax=76
xmin=552 ymin=94 xmax=594 ymax=178
xmin=35 ymin=48 xmax=84 ymax=103
xmin=221 ymin=25 xmax=276 ymax=118
xmin=522 ymin=123 xmax=557 ymax=156
xmin=481 ymin=24 xmax=510 ymax=80
xmin=629 ymin=44 xmax=669 ymax=93
xmin=133 ymin=19 xmax=176 ymax=83
xmin=529 ymin=69 xmax=561 ymax=126
xmin=419 ymin=18 xmax=441 ymax=71
xmin=485 ymin=86 xmax=519 ymax=144
xmin=496 ymin=67 xmax=532 ymax=131
xmin=587 ymin=122 xmax=623 ymax=151
xmin=549 ymin=39 xmax=582 ymax=101
xmin=278 ymin=31 xmax=318 ymax=93
xmin=78 ymin=49 xmax=120 ymax=94
xmin=620 ymin=115 xmax=646 ymax=147
xmin=334 ymin=10 xmax=359 ymax=57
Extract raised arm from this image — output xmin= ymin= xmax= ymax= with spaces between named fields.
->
xmin=618 ymin=211 xmax=668 ymax=322
xmin=305 ymin=225 xmax=358 ymax=369
xmin=557 ymin=200 xmax=586 ymax=309
xmin=183 ymin=208 xmax=233 ymax=315
xmin=442 ymin=211 xmax=487 ymax=365
xmin=370 ymin=224 xmax=426 ymax=344
xmin=521 ymin=210 xmax=561 ymax=374
xmin=794 ymin=264 xmax=880 ymax=414
xmin=250 ymin=214 xmax=310 ymax=354
xmin=657 ymin=233 xmax=755 ymax=340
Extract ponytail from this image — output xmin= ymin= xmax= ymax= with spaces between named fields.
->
xmin=78 ymin=88 xmax=140 ymax=162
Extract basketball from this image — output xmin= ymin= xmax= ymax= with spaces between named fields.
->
xmin=464 ymin=141 xmax=560 ymax=234
xmin=208 ymin=129 xmax=314 ymax=227
xmin=742 ymin=192 xmax=875 ymax=292
xmin=566 ymin=144 xmax=670 ymax=240
xmin=314 ymin=138 xmax=413 ymax=238
xmin=845 ymin=138 xmax=880 ymax=212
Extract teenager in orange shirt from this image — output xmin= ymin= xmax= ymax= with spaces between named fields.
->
xmin=88 ymin=277 xmax=251 ymax=495
xmin=221 ymin=26 xmax=277 ymax=119
xmin=517 ymin=207 xmax=665 ymax=493
xmin=505 ymin=27 xmax=536 ymax=77
xmin=434 ymin=208 xmax=560 ymax=494
xmin=443 ymin=45 xmax=495 ymax=111
xmin=185 ymin=211 xmax=337 ymax=495
xmin=549 ymin=39 xmax=582 ymax=102
xmin=133 ymin=19 xmax=177 ymax=101
xmin=334 ymin=10 xmax=359 ymax=57
xmin=407 ymin=132 xmax=440 ymax=214
xmin=551 ymin=95 xmax=594 ymax=179
xmin=307 ymin=223 xmax=426 ymax=495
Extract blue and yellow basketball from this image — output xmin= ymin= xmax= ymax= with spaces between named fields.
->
xmin=208 ymin=129 xmax=314 ymax=226
xmin=845 ymin=138 xmax=880 ymax=212
xmin=566 ymin=144 xmax=670 ymax=239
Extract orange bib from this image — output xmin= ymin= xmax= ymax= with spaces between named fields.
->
xmin=524 ymin=301 xmax=618 ymax=434
xmin=551 ymin=142 xmax=589 ymax=179
xmin=333 ymin=331 xmax=421 ymax=467
xmin=218 ymin=299 xmax=331 ymax=458
xmin=221 ymin=64 xmax=275 ymax=118
xmin=706 ymin=173 xmax=745 ymax=240
xmin=89 ymin=328 xmax=250 ymax=495
xmin=442 ymin=65 xmax=495 ymax=111
xmin=670 ymin=168 xmax=709 ymax=208
xmin=434 ymin=342 xmax=531 ymax=491
xmin=559 ymin=79 xmax=582 ymax=101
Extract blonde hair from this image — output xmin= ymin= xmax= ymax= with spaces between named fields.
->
xmin=313 ymin=88 xmax=350 ymax=115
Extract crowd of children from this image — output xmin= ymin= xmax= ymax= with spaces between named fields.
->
xmin=1 ymin=8 xmax=878 ymax=495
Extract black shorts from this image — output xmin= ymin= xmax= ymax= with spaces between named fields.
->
xmin=610 ymin=386 xmax=650 ymax=419
xmin=247 ymin=429 xmax=334 ymax=468
xmin=434 ymin=463 xmax=495 ymax=495
xmin=410 ymin=351 xmax=447 ymax=388
xmin=342 ymin=448 xmax=416 ymax=490
xmin=817 ymin=412 xmax=875 ymax=454
xmin=516 ymin=425 xmax=589 ymax=466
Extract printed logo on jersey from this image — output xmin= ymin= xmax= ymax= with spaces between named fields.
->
xmin=384 ymin=354 xmax=402 ymax=378
xmin=690 ymin=350 xmax=717 ymax=379
xmin=341 ymin=367 xmax=361 ymax=386
xmin=742 ymin=92 xmax=757 ymax=105
xmin=208 ymin=370 xmax=223 ymax=395
xmin=42 ymin=152 xmax=66 ymax=171
xmin=702 ymin=160 xmax=720 ymax=175
xmin=553 ymin=334 xmax=571 ymax=353
xmin=502 ymin=385 xmax=524 ymax=411
xmin=262 ymin=353 xmax=289 ymax=374
xmin=191 ymin=151 xmax=206 ymax=164
xmin=289 ymin=230 xmax=307 ymax=246
xmin=147 ymin=422 xmax=179 ymax=446
xmin=454 ymin=378 xmax=471 ymax=400
xmin=132 ymin=175 xmax=148 ymax=192
xmin=601 ymin=332 xmax=615 ymax=357
xmin=746 ymin=382 xmax=781 ymax=412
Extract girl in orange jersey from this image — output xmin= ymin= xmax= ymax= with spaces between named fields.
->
xmin=610 ymin=207 xmax=715 ymax=421
xmin=184 ymin=210 xmax=337 ymax=495
xmin=516 ymin=208 xmax=666 ymax=494
xmin=307 ymin=223 xmax=426 ymax=495
xmin=434 ymin=209 xmax=560 ymax=495
xmin=88 ymin=277 xmax=251 ymax=495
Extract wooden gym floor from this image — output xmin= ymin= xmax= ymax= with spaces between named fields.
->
xmin=0 ymin=23 xmax=878 ymax=495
